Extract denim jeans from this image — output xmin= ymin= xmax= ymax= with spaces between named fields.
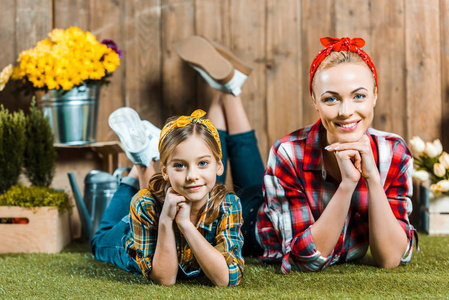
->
xmin=90 ymin=181 xmax=141 ymax=274
xmin=91 ymin=130 xmax=265 ymax=272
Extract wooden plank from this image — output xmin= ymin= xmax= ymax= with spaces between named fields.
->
xmin=0 ymin=0 xmax=19 ymax=112
xmin=161 ymin=0 xmax=195 ymax=120
xmin=440 ymin=0 xmax=449 ymax=151
xmin=335 ymin=0 xmax=372 ymax=52
xmin=266 ymin=0 xmax=302 ymax=147
xmin=229 ymin=0 xmax=268 ymax=161
xmin=301 ymin=0 xmax=335 ymax=128
xmin=370 ymin=0 xmax=407 ymax=138
xmin=123 ymin=0 xmax=163 ymax=130
xmin=428 ymin=212 xmax=449 ymax=235
xmin=0 ymin=206 xmax=71 ymax=253
xmin=53 ymin=0 xmax=91 ymax=31
xmin=405 ymin=0 xmax=442 ymax=143
xmin=194 ymin=0 xmax=231 ymax=111
xmin=88 ymin=0 xmax=124 ymax=143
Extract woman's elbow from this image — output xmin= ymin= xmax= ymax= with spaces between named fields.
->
xmin=375 ymin=256 xmax=402 ymax=269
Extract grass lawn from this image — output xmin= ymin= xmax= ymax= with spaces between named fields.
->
xmin=1 ymin=233 xmax=448 ymax=299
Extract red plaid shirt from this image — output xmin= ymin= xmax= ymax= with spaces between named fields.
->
xmin=257 ymin=120 xmax=417 ymax=273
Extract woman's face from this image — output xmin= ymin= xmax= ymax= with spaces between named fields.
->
xmin=312 ymin=63 xmax=377 ymax=145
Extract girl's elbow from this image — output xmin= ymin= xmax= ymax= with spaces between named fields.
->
xmin=149 ymin=273 xmax=177 ymax=286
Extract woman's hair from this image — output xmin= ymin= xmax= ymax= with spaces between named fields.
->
xmin=311 ymin=51 xmax=377 ymax=96
xmin=148 ymin=118 xmax=231 ymax=224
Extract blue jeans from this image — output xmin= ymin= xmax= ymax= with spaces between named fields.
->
xmin=91 ymin=130 xmax=265 ymax=272
xmin=90 ymin=181 xmax=141 ymax=274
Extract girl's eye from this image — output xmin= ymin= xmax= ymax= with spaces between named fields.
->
xmin=354 ymin=93 xmax=366 ymax=100
xmin=198 ymin=161 xmax=208 ymax=167
xmin=174 ymin=163 xmax=185 ymax=169
xmin=323 ymin=96 xmax=338 ymax=104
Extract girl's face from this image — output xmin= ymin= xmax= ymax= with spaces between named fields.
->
xmin=161 ymin=134 xmax=224 ymax=206
xmin=312 ymin=63 xmax=378 ymax=145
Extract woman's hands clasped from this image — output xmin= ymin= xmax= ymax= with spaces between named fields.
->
xmin=326 ymin=135 xmax=379 ymax=183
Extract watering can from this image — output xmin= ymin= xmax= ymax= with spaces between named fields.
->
xmin=68 ymin=167 xmax=130 ymax=241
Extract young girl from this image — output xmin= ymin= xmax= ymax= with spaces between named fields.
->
xmin=258 ymin=37 xmax=418 ymax=273
xmin=92 ymin=110 xmax=244 ymax=286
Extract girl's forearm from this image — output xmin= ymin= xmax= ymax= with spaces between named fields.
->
xmin=366 ymin=177 xmax=407 ymax=268
xmin=310 ymin=181 xmax=356 ymax=257
xmin=180 ymin=222 xmax=229 ymax=286
xmin=150 ymin=220 xmax=179 ymax=285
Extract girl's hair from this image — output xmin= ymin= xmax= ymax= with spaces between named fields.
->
xmin=148 ymin=118 xmax=231 ymax=224
xmin=311 ymin=51 xmax=377 ymax=96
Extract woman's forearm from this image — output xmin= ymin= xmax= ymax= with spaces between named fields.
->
xmin=310 ymin=181 xmax=357 ymax=257
xmin=366 ymin=176 xmax=407 ymax=268
xmin=150 ymin=220 xmax=179 ymax=285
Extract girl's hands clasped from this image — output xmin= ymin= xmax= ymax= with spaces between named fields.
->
xmin=160 ymin=187 xmax=187 ymax=222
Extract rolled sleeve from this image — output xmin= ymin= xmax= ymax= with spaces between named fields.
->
xmin=128 ymin=192 xmax=159 ymax=279
xmin=214 ymin=195 xmax=245 ymax=286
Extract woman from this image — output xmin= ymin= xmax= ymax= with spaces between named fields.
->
xmin=257 ymin=37 xmax=418 ymax=273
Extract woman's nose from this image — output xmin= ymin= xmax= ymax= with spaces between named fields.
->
xmin=339 ymin=100 xmax=354 ymax=117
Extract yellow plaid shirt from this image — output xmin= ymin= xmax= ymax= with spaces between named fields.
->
xmin=125 ymin=189 xmax=244 ymax=286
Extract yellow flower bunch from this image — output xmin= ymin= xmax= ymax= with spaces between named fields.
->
xmin=410 ymin=136 xmax=449 ymax=195
xmin=10 ymin=26 xmax=121 ymax=91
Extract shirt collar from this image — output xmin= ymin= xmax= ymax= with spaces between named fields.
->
xmin=195 ymin=194 xmax=215 ymax=231
xmin=303 ymin=119 xmax=378 ymax=171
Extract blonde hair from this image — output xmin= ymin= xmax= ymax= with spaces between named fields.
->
xmin=311 ymin=51 xmax=377 ymax=97
xmin=148 ymin=117 xmax=231 ymax=224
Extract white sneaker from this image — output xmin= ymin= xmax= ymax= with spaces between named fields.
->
xmin=142 ymin=120 xmax=161 ymax=161
xmin=108 ymin=107 xmax=155 ymax=167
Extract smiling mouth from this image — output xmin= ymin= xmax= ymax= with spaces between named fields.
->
xmin=336 ymin=120 xmax=361 ymax=130
xmin=184 ymin=185 xmax=203 ymax=191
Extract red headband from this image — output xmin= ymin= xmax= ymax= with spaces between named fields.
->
xmin=309 ymin=37 xmax=378 ymax=95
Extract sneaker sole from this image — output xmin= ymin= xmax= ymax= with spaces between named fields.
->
xmin=108 ymin=107 xmax=149 ymax=154
xmin=176 ymin=36 xmax=234 ymax=84
xmin=207 ymin=39 xmax=253 ymax=76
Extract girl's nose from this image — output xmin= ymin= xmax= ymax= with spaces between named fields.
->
xmin=186 ymin=168 xmax=199 ymax=181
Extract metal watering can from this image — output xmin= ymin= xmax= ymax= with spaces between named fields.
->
xmin=67 ymin=167 xmax=130 ymax=241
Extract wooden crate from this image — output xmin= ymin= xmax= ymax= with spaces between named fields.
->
xmin=419 ymin=184 xmax=449 ymax=235
xmin=0 ymin=206 xmax=71 ymax=253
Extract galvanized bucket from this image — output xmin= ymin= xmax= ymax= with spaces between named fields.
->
xmin=40 ymin=84 xmax=100 ymax=145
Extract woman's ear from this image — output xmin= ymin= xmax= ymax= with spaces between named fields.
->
xmin=216 ymin=159 xmax=224 ymax=177
xmin=311 ymin=93 xmax=319 ymax=111
xmin=161 ymin=165 xmax=169 ymax=181
xmin=373 ymin=86 xmax=378 ymax=107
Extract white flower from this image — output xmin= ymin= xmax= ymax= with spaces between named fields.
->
xmin=431 ymin=180 xmax=449 ymax=194
xmin=425 ymin=142 xmax=440 ymax=158
xmin=433 ymin=163 xmax=446 ymax=178
xmin=0 ymin=64 xmax=13 ymax=92
xmin=439 ymin=152 xmax=449 ymax=169
xmin=409 ymin=136 xmax=425 ymax=154
xmin=412 ymin=170 xmax=430 ymax=182
xmin=433 ymin=139 xmax=443 ymax=156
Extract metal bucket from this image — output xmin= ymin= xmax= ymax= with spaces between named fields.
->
xmin=40 ymin=84 xmax=100 ymax=145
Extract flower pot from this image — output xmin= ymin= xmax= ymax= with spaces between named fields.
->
xmin=0 ymin=206 xmax=71 ymax=253
xmin=419 ymin=184 xmax=449 ymax=235
xmin=39 ymin=84 xmax=101 ymax=145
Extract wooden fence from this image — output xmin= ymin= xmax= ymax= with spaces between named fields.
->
xmin=1 ymin=0 xmax=449 ymax=164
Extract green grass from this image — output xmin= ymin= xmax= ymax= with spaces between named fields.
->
xmin=1 ymin=233 xmax=448 ymax=299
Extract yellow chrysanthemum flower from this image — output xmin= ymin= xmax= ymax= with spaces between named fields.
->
xmin=102 ymin=52 xmax=120 ymax=73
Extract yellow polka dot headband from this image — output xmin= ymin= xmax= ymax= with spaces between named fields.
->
xmin=158 ymin=109 xmax=222 ymax=158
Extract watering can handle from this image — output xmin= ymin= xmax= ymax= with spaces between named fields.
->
xmin=112 ymin=167 xmax=132 ymax=181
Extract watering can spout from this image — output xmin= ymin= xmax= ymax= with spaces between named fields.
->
xmin=68 ymin=172 xmax=93 ymax=241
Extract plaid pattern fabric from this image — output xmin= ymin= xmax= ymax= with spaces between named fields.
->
xmin=257 ymin=120 xmax=417 ymax=274
xmin=125 ymin=190 xmax=244 ymax=286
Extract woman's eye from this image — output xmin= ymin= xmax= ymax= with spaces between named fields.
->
xmin=354 ymin=94 xmax=366 ymax=100
xmin=323 ymin=96 xmax=338 ymax=103
xmin=198 ymin=161 xmax=209 ymax=167
xmin=174 ymin=163 xmax=185 ymax=169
